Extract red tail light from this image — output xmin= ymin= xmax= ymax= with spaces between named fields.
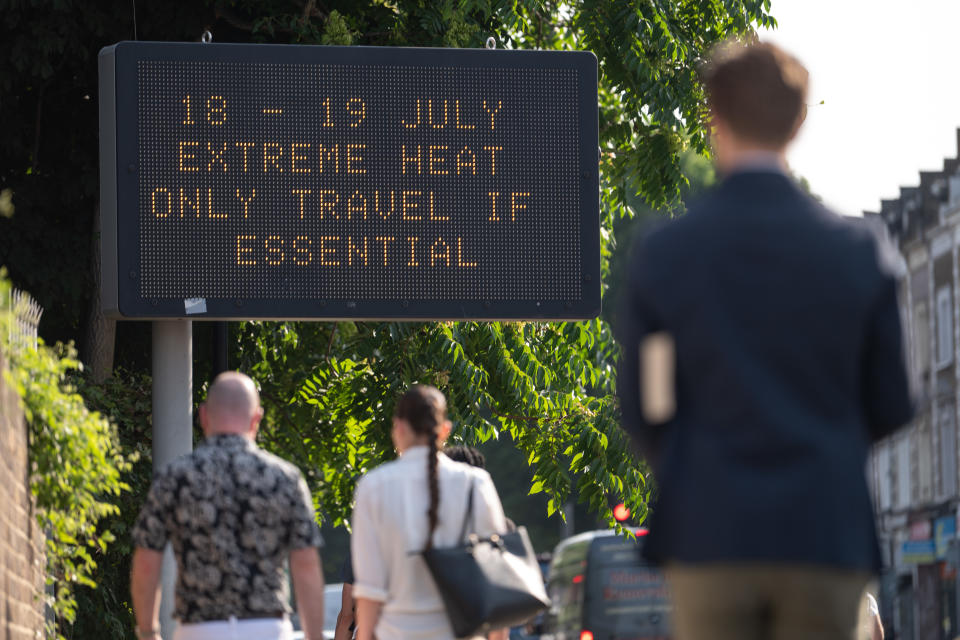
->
xmin=635 ymin=527 xmax=649 ymax=537
xmin=613 ymin=503 xmax=630 ymax=521
xmin=580 ymin=631 xmax=594 ymax=640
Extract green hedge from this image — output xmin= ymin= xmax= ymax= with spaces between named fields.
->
xmin=1 ymin=272 xmax=134 ymax=638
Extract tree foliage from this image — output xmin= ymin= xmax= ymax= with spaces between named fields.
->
xmin=71 ymin=368 xmax=156 ymax=638
xmin=223 ymin=0 xmax=774 ymax=531
xmin=237 ymin=315 xmax=645 ymax=529
xmin=0 ymin=2 xmax=776 ymax=631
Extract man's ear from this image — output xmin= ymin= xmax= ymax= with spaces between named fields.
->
xmin=249 ymin=406 xmax=264 ymax=435
xmin=198 ymin=403 xmax=210 ymax=436
xmin=788 ymin=105 xmax=806 ymax=143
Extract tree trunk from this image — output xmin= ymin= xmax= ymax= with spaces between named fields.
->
xmin=82 ymin=203 xmax=116 ymax=382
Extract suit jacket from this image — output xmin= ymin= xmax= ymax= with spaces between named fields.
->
xmin=616 ymin=170 xmax=913 ymax=571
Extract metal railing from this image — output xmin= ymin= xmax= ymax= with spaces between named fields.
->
xmin=5 ymin=288 xmax=42 ymax=352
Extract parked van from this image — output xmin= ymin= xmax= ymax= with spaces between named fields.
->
xmin=541 ymin=529 xmax=671 ymax=640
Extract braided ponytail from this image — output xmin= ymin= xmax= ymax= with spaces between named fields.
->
xmin=425 ymin=429 xmax=440 ymax=550
xmin=394 ymin=385 xmax=447 ymax=551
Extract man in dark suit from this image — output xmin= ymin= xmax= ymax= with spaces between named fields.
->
xmin=616 ymin=41 xmax=913 ymax=640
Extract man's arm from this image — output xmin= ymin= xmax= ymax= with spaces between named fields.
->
xmin=355 ymin=598 xmax=383 ymax=640
xmin=333 ymin=582 xmax=355 ymax=640
xmin=130 ymin=547 xmax=163 ymax=638
xmin=290 ymin=547 xmax=325 ymax=640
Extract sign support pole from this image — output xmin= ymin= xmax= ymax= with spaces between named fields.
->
xmin=151 ymin=320 xmax=193 ymax=639
xmin=212 ymin=321 xmax=229 ymax=376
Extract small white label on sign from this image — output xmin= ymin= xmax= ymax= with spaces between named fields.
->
xmin=184 ymin=298 xmax=207 ymax=315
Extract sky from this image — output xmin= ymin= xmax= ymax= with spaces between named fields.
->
xmin=762 ymin=0 xmax=960 ymax=216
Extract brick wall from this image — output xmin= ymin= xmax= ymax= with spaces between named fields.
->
xmin=1 ymin=351 xmax=46 ymax=639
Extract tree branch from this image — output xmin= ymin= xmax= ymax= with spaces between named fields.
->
xmin=325 ymin=323 xmax=338 ymax=360
xmin=488 ymin=405 xmax=570 ymax=426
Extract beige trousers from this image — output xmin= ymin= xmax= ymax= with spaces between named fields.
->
xmin=665 ymin=564 xmax=872 ymax=640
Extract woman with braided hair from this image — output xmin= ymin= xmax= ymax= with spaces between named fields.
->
xmin=352 ymin=385 xmax=508 ymax=640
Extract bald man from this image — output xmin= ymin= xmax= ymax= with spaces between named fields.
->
xmin=130 ymin=372 xmax=325 ymax=640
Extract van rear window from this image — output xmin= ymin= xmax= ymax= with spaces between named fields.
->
xmin=599 ymin=567 xmax=670 ymax=608
xmin=585 ymin=541 xmax=671 ymax=637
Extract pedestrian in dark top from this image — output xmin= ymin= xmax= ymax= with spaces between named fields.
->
xmin=443 ymin=445 xmax=486 ymax=469
xmin=443 ymin=445 xmax=516 ymax=534
xmin=616 ymin=40 xmax=913 ymax=640
xmin=130 ymin=371 xmax=326 ymax=640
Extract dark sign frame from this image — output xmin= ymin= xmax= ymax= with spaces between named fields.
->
xmin=99 ymin=41 xmax=599 ymax=320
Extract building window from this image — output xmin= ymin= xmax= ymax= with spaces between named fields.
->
xmin=950 ymin=174 xmax=960 ymax=206
xmin=890 ymin=448 xmax=899 ymax=508
xmin=877 ymin=444 xmax=891 ymax=511
xmin=915 ymin=302 xmax=929 ymax=376
xmin=890 ymin=437 xmax=913 ymax=510
xmin=937 ymin=287 xmax=953 ymax=367
xmin=941 ymin=408 xmax=958 ymax=499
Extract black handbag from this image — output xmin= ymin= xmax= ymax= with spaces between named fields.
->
xmin=421 ymin=479 xmax=551 ymax=638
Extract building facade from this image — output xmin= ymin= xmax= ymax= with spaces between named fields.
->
xmin=867 ymin=131 xmax=960 ymax=640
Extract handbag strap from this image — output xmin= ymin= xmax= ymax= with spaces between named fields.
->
xmin=458 ymin=478 xmax=476 ymax=542
xmin=418 ymin=477 xmax=476 ymax=553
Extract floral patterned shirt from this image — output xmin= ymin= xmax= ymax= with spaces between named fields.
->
xmin=132 ymin=434 xmax=323 ymax=622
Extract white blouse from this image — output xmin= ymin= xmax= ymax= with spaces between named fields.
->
xmin=351 ymin=446 xmax=507 ymax=640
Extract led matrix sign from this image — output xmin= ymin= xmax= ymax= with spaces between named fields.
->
xmin=99 ymin=42 xmax=599 ymax=319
